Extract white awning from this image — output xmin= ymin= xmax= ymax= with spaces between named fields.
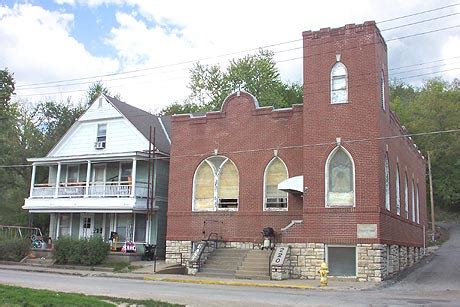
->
xmin=278 ymin=176 xmax=304 ymax=194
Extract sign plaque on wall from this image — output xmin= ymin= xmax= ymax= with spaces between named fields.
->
xmin=271 ymin=246 xmax=288 ymax=266
xmin=357 ymin=224 xmax=378 ymax=239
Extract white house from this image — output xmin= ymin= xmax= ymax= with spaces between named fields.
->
xmin=23 ymin=95 xmax=171 ymax=256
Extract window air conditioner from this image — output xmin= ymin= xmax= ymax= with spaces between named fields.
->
xmin=95 ymin=141 xmax=106 ymax=149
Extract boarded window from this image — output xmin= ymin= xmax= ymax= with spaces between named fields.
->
xmin=416 ymin=184 xmax=420 ymax=224
xmin=327 ymin=148 xmax=354 ymax=206
xmin=331 ymin=62 xmax=348 ymax=104
xmin=265 ymin=158 xmax=288 ymax=209
xmin=411 ymin=178 xmax=416 ymax=222
xmin=328 ymin=246 xmax=356 ymax=277
xmin=193 ymin=156 xmax=239 ymax=211
xmin=218 ymin=161 xmax=239 ymax=208
xmin=194 ymin=162 xmax=215 ymax=210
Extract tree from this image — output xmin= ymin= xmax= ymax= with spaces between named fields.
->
xmin=86 ymin=81 xmax=120 ymax=106
xmin=390 ymin=78 xmax=460 ymax=208
xmin=181 ymin=49 xmax=303 ymax=113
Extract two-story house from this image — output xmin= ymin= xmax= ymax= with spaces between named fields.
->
xmin=23 ymin=95 xmax=171 ymax=256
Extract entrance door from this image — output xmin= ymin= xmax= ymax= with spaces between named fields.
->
xmin=80 ymin=213 xmax=94 ymax=239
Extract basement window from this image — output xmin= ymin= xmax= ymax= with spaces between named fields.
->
xmin=327 ymin=246 xmax=356 ymax=277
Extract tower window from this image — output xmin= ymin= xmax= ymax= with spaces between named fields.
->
xmin=331 ymin=62 xmax=348 ymax=104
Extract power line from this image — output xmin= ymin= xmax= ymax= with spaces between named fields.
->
xmin=389 ymin=55 xmax=460 ymax=71
xmin=14 ymin=3 xmax=460 ymax=90
xmin=15 ymin=24 xmax=460 ymax=98
xmin=377 ymin=2 xmax=460 ymax=24
xmin=380 ymin=12 xmax=460 ymax=31
xmin=1 ymin=129 xmax=458 ymax=168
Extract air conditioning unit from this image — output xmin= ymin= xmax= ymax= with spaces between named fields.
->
xmin=95 ymin=141 xmax=106 ymax=149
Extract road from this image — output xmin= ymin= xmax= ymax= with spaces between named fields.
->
xmin=0 ymin=224 xmax=459 ymax=306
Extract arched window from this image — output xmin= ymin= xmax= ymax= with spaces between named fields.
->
xmin=326 ymin=147 xmax=355 ymax=207
xmin=411 ymin=178 xmax=416 ymax=222
xmin=395 ymin=164 xmax=401 ymax=215
xmin=264 ymin=157 xmax=288 ymax=210
xmin=384 ymin=153 xmax=390 ymax=211
xmin=331 ymin=62 xmax=348 ymax=104
xmin=416 ymin=183 xmax=420 ymax=224
xmin=193 ymin=156 xmax=239 ymax=211
xmin=381 ymin=70 xmax=385 ymax=110
xmin=404 ymin=172 xmax=409 ymax=219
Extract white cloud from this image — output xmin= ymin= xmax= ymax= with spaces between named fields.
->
xmin=0 ymin=3 xmax=119 ymax=103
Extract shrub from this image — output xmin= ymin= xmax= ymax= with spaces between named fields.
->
xmin=54 ymin=237 xmax=109 ymax=266
xmin=0 ymin=238 xmax=30 ymax=261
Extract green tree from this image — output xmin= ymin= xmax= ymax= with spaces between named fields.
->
xmin=183 ymin=49 xmax=302 ymax=113
xmin=390 ymin=78 xmax=460 ymax=208
xmin=86 ymin=81 xmax=120 ymax=106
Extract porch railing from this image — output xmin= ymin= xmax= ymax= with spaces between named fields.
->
xmin=31 ymin=181 xmax=150 ymax=198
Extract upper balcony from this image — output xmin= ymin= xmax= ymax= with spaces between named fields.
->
xmin=23 ymin=152 xmax=164 ymax=213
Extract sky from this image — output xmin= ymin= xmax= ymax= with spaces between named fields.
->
xmin=1 ymin=0 xmax=459 ymax=113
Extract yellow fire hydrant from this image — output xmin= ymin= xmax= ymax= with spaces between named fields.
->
xmin=318 ymin=261 xmax=329 ymax=286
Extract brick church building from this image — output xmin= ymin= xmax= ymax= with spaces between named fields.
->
xmin=165 ymin=21 xmax=427 ymax=281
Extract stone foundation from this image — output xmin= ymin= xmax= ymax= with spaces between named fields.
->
xmin=165 ymin=240 xmax=425 ymax=282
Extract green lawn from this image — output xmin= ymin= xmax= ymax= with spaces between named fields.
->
xmin=0 ymin=284 xmax=182 ymax=307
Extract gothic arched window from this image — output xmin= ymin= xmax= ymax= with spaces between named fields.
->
xmin=264 ymin=157 xmax=288 ymax=210
xmin=326 ymin=147 xmax=355 ymax=207
xmin=331 ymin=62 xmax=348 ymax=104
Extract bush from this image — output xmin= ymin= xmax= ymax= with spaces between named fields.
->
xmin=0 ymin=238 xmax=30 ymax=261
xmin=54 ymin=237 xmax=109 ymax=266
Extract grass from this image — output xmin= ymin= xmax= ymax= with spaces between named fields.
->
xmin=0 ymin=284 xmax=182 ymax=307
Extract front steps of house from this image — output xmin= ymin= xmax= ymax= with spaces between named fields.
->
xmin=197 ymin=248 xmax=271 ymax=280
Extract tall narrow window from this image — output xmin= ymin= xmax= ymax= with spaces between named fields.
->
xmin=326 ymin=147 xmax=355 ymax=207
xmin=193 ymin=156 xmax=239 ymax=211
xmin=381 ymin=70 xmax=385 ymax=110
xmin=404 ymin=172 xmax=409 ymax=219
xmin=384 ymin=153 xmax=390 ymax=211
xmin=66 ymin=165 xmax=79 ymax=184
xmin=416 ymin=184 xmax=420 ymax=224
xmin=395 ymin=164 xmax=401 ymax=215
xmin=331 ymin=62 xmax=348 ymax=104
xmin=264 ymin=157 xmax=288 ymax=210
xmin=411 ymin=178 xmax=416 ymax=222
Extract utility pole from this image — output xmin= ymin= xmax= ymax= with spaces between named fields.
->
xmin=428 ymin=152 xmax=435 ymax=242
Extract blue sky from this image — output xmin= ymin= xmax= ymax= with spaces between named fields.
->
xmin=1 ymin=0 xmax=459 ymax=112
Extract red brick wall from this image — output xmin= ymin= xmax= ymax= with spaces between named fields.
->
xmin=167 ymin=21 xmax=427 ymax=247
xmin=167 ymin=93 xmax=304 ymax=242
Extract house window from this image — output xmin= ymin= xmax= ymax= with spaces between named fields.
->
xmin=411 ymin=178 xmax=416 ymax=222
xmin=331 ymin=62 xmax=348 ymax=104
xmin=395 ymin=164 xmax=401 ymax=216
xmin=58 ymin=214 xmax=71 ymax=238
xmin=326 ymin=147 xmax=355 ymax=207
xmin=404 ymin=172 xmax=409 ymax=219
xmin=384 ymin=153 xmax=390 ymax=211
xmin=120 ymin=163 xmax=132 ymax=183
xmin=193 ymin=156 xmax=239 ymax=211
xmin=66 ymin=165 xmax=79 ymax=184
xmin=381 ymin=70 xmax=385 ymax=110
xmin=264 ymin=157 xmax=288 ymax=210
xmin=95 ymin=123 xmax=107 ymax=149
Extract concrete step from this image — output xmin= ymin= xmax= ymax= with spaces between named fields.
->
xmin=236 ymin=266 xmax=269 ymax=273
xmin=201 ymin=263 xmax=242 ymax=270
xmin=200 ymin=268 xmax=236 ymax=275
xmin=197 ymin=272 xmax=235 ymax=279
xmin=238 ymin=264 xmax=268 ymax=270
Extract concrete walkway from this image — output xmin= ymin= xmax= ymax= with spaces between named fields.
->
xmin=0 ymin=261 xmax=375 ymax=291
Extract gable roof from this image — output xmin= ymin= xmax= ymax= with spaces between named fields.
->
xmin=105 ymin=95 xmax=171 ymax=154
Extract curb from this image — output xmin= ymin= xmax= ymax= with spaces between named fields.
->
xmin=143 ymin=276 xmax=317 ymax=290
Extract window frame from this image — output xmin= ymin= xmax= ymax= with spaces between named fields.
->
xmin=404 ymin=172 xmax=409 ymax=219
xmin=263 ymin=157 xmax=289 ymax=211
xmin=411 ymin=177 xmax=416 ymax=222
xmin=384 ymin=152 xmax=390 ymax=211
xmin=97 ymin=123 xmax=107 ymax=143
xmin=192 ymin=156 xmax=239 ymax=212
xmin=330 ymin=62 xmax=348 ymax=104
xmin=395 ymin=163 xmax=401 ymax=216
xmin=416 ymin=183 xmax=420 ymax=224
xmin=325 ymin=146 xmax=356 ymax=208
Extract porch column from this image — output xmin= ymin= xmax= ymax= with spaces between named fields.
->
xmin=85 ymin=160 xmax=91 ymax=197
xmin=54 ymin=162 xmax=61 ymax=198
xmin=29 ymin=163 xmax=36 ymax=197
xmin=131 ymin=158 xmax=137 ymax=197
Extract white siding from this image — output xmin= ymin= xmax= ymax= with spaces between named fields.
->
xmin=80 ymin=97 xmax=121 ymax=121
xmin=51 ymin=118 xmax=149 ymax=157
